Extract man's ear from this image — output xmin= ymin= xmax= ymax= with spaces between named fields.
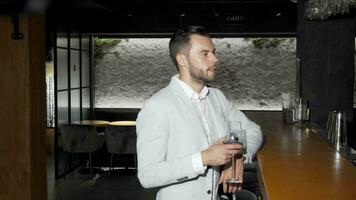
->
xmin=176 ymin=53 xmax=188 ymax=68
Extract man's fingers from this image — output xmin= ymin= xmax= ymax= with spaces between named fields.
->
xmin=226 ymin=149 xmax=242 ymax=155
xmin=223 ymin=182 xmax=228 ymax=193
xmin=224 ymin=143 xmax=243 ymax=149
xmin=228 ymin=185 xmax=234 ymax=193
xmin=232 ymin=186 xmax=238 ymax=193
xmin=227 ymin=183 xmax=238 ymax=193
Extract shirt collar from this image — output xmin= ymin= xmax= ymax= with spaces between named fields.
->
xmin=173 ymin=75 xmax=209 ymax=101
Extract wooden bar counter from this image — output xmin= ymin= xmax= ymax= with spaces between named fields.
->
xmin=245 ymin=111 xmax=356 ymax=200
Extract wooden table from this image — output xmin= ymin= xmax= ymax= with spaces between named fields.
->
xmin=109 ymin=121 xmax=136 ymax=126
xmin=72 ymin=120 xmax=110 ymax=127
xmin=245 ymin=111 xmax=356 ymax=200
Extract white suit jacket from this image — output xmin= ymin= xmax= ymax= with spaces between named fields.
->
xmin=136 ymin=76 xmax=263 ymax=200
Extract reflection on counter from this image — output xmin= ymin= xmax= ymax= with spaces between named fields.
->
xmin=292 ymin=125 xmax=310 ymax=141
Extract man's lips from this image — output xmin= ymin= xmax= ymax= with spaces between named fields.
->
xmin=208 ymin=67 xmax=216 ymax=71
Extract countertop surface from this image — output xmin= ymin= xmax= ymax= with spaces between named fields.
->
xmin=245 ymin=111 xmax=356 ymax=200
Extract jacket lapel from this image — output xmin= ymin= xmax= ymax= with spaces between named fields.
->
xmin=167 ymin=78 xmax=210 ymax=145
xmin=206 ymin=93 xmax=226 ymax=140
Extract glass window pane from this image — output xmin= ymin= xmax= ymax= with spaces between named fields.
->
xmin=82 ymin=36 xmax=90 ymax=51
xmin=71 ymin=89 xmax=80 ymax=122
xmin=212 ymin=38 xmax=296 ymax=110
xmin=70 ymin=36 xmax=80 ymax=49
xmin=94 ymin=37 xmax=296 ymax=110
xmin=82 ymin=51 xmax=90 ymax=87
xmin=57 ymin=48 xmax=68 ymax=90
xmin=46 ymin=62 xmax=55 ymax=127
xmin=70 ymin=50 xmax=80 ymax=88
xmin=82 ymin=88 xmax=91 ymax=120
xmin=57 ymin=91 xmax=68 ymax=126
xmin=57 ymin=35 xmax=68 ymax=48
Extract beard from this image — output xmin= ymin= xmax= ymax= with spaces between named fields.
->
xmin=189 ymin=64 xmax=216 ymax=83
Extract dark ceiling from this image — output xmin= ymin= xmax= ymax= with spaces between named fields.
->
xmin=1 ymin=0 xmax=298 ymax=35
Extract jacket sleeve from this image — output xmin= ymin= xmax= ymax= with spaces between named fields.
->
xmin=136 ymin=98 xmax=201 ymax=188
xmin=216 ymin=89 xmax=263 ymax=163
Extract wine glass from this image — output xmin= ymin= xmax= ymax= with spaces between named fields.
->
xmin=223 ymin=121 xmax=247 ymax=184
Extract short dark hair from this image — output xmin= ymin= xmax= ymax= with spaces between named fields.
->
xmin=169 ymin=26 xmax=210 ymax=70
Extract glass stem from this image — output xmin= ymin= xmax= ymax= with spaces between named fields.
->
xmin=231 ymin=154 xmax=235 ymax=179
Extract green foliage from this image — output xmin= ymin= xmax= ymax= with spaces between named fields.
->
xmin=94 ymin=38 xmax=126 ymax=65
xmin=95 ymin=38 xmax=122 ymax=47
xmin=243 ymin=38 xmax=291 ymax=49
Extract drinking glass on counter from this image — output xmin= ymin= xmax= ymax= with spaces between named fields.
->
xmin=223 ymin=121 xmax=246 ymax=184
xmin=294 ymin=98 xmax=310 ymax=123
xmin=282 ymin=94 xmax=310 ymax=124
xmin=282 ymin=92 xmax=295 ymax=124
xmin=282 ymin=92 xmax=294 ymax=109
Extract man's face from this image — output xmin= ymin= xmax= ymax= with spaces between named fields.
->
xmin=185 ymin=34 xmax=218 ymax=83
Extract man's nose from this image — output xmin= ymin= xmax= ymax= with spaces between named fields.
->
xmin=211 ymin=54 xmax=218 ymax=64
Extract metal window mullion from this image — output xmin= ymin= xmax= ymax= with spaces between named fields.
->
xmin=79 ymin=33 xmax=83 ymax=120
xmin=89 ymin=36 xmax=94 ymax=119
xmin=67 ymin=31 xmax=71 ymax=123
xmin=54 ymin=29 xmax=59 ymax=179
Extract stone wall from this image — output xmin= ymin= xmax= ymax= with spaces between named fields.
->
xmin=95 ymin=38 xmax=297 ymax=110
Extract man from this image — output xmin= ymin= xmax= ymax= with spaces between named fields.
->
xmin=136 ymin=26 xmax=263 ymax=200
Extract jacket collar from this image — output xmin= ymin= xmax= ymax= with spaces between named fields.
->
xmin=172 ymin=74 xmax=209 ymax=102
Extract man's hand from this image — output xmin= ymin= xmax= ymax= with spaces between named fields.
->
xmin=219 ymin=157 xmax=244 ymax=193
xmin=201 ymin=142 xmax=243 ymax=166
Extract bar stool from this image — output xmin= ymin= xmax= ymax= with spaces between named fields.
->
xmin=105 ymin=124 xmax=137 ymax=176
xmin=60 ymin=124 xmax=104 ymax=177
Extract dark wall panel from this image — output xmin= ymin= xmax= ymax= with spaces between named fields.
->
xmin=298 ymin=1 xmax=355 ymax=148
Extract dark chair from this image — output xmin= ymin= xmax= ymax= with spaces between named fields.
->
xmin=60 ymin=124 xmax=104 ymax=177
xmin=105 ymin=125 xmax=137 ymax=176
